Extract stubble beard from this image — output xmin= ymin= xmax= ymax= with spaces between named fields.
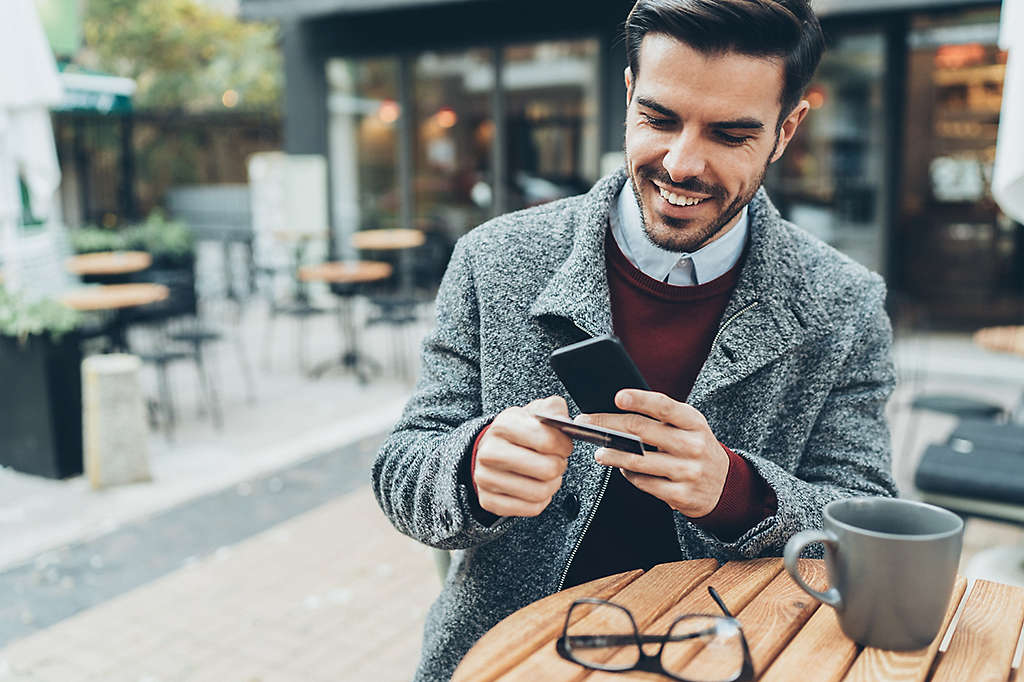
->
xmin=626 ymin=145 xmax=776 ymax=253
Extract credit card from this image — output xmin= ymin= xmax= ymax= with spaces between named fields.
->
xmin=537 ymin=414 xmax=659 ymax=456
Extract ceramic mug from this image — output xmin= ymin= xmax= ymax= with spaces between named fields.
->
xmin=784 ymin=497 xmax=964 ymax=650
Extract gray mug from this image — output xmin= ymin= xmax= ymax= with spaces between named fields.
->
xmin=784 ymin=497 xmax=964 ymax=650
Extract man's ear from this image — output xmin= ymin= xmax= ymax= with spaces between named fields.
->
xmin=770 ymin=100 xmax=810 ymax=163
xmin=624 ymin=66 xmax=634 ymax=107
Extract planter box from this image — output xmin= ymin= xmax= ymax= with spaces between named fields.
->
xmin=0 ymin=334 xmax=83 ymax=479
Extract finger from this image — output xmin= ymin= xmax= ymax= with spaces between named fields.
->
xmin=477 ymin=490 xmax=549 ymax=518
xmin=474 ymin=466 xmax=562 ymax=504
xmin=595 ymin=447 xmax=680 ymax=479
xmin=489 ymin=408 xmax=573 ymax=457
xmin=577 ymin=411 xmax=680 ymax=452
xmin=477 ymin=438 xmax=568 ymax=481
xmin=525 ymin=395 xmax=570 ymax=419
xmin=614 ymin=390 xmax=707 ymax=430
xmin=619 ymin=469 xmax=676 ymax=505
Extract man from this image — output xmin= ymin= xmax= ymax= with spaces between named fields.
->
xmin=374 ymin=1 xmax=897 ymax=679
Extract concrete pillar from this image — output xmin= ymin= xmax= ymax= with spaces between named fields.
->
xmin=82 ymin=354 xmax=152 ymax=489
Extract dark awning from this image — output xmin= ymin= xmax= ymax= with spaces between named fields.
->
xmin=240 ymin=0 xmax=487 ymax=20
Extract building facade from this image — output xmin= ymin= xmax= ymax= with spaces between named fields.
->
xmin=243 ymin=0 xmax=1020 ymax=327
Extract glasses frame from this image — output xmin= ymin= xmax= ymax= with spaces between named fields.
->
xmin=556 ymin=586 xmax=755 ymax=682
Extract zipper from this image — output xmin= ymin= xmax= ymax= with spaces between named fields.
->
xmin=557 ymin=465 xmax=612 ymax=591
xmin=571 ymin=319 xmax=597 ymax=339
xmin=711 ymin=301 xmax=760 ymax=351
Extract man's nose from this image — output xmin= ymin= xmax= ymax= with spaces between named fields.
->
xmin=662 ymin=130 xmax=708 ymax=183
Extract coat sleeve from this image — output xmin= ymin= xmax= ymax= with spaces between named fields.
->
xmin=372 ymin=236 xmax=515 ymax=549
xmin=685 ymin=276 xmax=898 ymax=559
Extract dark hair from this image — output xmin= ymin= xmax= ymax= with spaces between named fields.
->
xmin=625 ymin=0 xmax=825 ymax=122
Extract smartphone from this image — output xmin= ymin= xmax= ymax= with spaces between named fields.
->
xmin=549 ymin=334 xmax=649 ymax=414
xmin=537 ymin=414 xmax=658 ymax=456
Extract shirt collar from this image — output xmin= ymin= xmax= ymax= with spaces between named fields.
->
xmin=610 ymin=179 xmax=748 ymax=286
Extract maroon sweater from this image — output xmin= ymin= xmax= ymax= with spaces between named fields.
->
xmin=470 ymin=232 xmax=776 ymax=586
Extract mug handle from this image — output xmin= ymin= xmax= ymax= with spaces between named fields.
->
xmin=783 ymin=529 xmax=843 ymax=610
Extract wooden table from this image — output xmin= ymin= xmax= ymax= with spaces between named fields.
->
xmin=61 ymin=283 xmax=170 ymax=351
xmin=975 ymin=326 xmax=1024 ymax=358
xmin=297 ymin=261 xmax=393 ymax=382
xmin=65 ymin=251 xmax=152 ymax=277
xmin=350 ymin=228 xmax=425 ymax=251
xmin=454 ymin=558 xmax=1024 ymax=681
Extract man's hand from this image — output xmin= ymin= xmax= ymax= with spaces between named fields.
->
xmin=474 ymin=396 xmax=574 ymax=518
xmin=578 ymin=389 xmax=730 ymax=518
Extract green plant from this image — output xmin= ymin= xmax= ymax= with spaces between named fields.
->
xmin=69 ymin=226 xmax=128 ymax=254
xmin=123 ymin=211 xmax=195 ymax=262
xmin=0 ymin=288 xmax=81 ymax=343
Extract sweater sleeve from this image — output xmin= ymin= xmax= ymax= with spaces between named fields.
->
xmin=688 ymin=444 xmax=777 ymax=542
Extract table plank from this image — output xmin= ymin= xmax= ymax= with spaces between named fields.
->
xmin=496 ymin=559 xmax=719 ymax=682
xmin=760 ymin=594 xmax=858 ymax=682
xmin=842 ymin=576 xmax=967 ymax=682
xmin=677 ymin=559 xmax=824 ymax=680
xmin=582 ymin=558 xmax=785 ymax=682
xmin=931 ymin=579 xmax=1024 ymax=682
xmin=452 ymin=570 xmax=644 ymax=682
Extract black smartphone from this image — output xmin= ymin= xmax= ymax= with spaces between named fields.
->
xmin=549 ymin=334 xmax=650 ymax=414
xmin=537 ymin=414 xmax=658 ymax=456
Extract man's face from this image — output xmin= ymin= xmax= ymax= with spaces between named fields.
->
xmin=624 ymin=34 xmax=808 ymax=252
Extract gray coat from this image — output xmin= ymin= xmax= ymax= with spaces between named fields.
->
xmin=373 ymin=169 xmax=897 ymax=681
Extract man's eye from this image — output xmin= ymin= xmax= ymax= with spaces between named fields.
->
xmin=715 ymin=131 xmax=753 ymax=145
xmin=642 ymin=114 xmax=673 ymax=129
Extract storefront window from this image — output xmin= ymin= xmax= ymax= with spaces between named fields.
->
xmin=326 ymin=57 xmax=400 ymax=254
xmin=765 ymin=32 xmax=887 ymax=273
xmin=503 ymin=39 xmax=601 ymax=212
xmin=901 ymin=9 xmax=1017 ymax=316
xmin=413 ymin=48 xmax=495 ymax=239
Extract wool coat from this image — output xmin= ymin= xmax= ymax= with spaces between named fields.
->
xmin=373 ymin=168 xmax=898 ymax=681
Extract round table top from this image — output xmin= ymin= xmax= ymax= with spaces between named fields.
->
xmin=974 ymin=325 xmax=1024 ymax=358
xmin=60 ymin=283 xmax=170 ymax=312
xmin=453 ymin=557 xmax=1005 ymax=682
xmin=65 ymin=251 xmax=152 ymax=276
xmin=298 ymin=260 xmax=393 ymax=284
xmin=351 ymin=228 xmax=425 ymax=251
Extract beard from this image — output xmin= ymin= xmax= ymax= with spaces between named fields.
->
xmin=626 ymin=144 xmax=776 ymax=253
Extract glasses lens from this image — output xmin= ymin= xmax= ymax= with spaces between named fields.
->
xmin=563 ymin=601 xmax=641 ymax=671
xmin=661 ymin=615 xmax=746 ymax=682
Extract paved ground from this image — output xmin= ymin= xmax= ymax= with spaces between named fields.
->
xmin=2 ymin=283 xmax=1024 ymax=682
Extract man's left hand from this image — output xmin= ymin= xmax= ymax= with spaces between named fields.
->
xmin=577 ymin=389 xmax=730 ymax=518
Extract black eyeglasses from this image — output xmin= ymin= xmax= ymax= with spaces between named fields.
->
xmin=556 ymin=586 xmax=754 ymax=682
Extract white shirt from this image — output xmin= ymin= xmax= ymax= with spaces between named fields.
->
xmin=609 ymin=180 xmax=748 ymax=286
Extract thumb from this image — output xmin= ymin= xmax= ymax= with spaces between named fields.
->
xmin=525 ymin=395 xmax=569 ymax=419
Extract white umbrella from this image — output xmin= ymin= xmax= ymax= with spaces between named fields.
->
xmin=993 ymin=0 xmax=1024 ymax=223
xmin=0 ymin=0 xmax=63 ymax=292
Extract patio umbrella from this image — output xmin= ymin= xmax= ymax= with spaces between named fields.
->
xmin=993 ymin=0 xmax=1023 ymax=223
xmin=0 ymin=0 xmax=63 ymax=292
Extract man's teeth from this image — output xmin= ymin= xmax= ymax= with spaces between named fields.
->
xmin=659 ymin=187 xmax=707 ymax=207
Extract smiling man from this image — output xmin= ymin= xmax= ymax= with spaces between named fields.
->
xmin=374 ymin=2 xmax=898 ymax=680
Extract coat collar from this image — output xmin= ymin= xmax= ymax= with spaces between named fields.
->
xmin=530 ymin=168 xmax=832 ymax=402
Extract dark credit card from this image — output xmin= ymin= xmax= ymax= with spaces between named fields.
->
xmin=537 ymin=414 xmax=659 ymax=456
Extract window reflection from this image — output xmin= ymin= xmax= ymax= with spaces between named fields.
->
xmin=503 ymin=39 xmax=600 ymax=211
xmin=413 ymin=48 xmax=494 ymax=240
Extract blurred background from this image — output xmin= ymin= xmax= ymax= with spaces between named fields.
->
xmin=0 ymin=0 xmax=1022 ymax=680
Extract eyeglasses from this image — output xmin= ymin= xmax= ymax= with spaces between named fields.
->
xmin=556 ymin=586 xmax=754 ymax=682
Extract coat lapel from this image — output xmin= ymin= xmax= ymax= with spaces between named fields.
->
xmin=689 ymin=189 xmax=831 ymax=408
xmin=528 ymin=169 xmax=628 ymax=337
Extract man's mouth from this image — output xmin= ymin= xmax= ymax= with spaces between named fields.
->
xmin=657 ymin=185 xmax=710 ymax=208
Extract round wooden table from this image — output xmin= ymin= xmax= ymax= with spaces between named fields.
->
xmin=297 ymin=261 xmax=393 ymax=382
xmin=974 ymin=326 xmax=1024 ymax=358
xmin=350 ymin=228 xmax=425 ymax=251
xmin=454 ymin=557 xmax=1021 ymax=681
xmin=61 ymin=284 xmax=170 ymax=352
xmin=65 ymin=251 xmax=152 ymax=277
xmin=60 ymin=283 xmax=169 ymax=312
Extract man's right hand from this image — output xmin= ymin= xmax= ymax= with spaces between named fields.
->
xmin=474 ymin=396 xmax=574 ymax=518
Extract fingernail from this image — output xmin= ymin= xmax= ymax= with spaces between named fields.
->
xmin=617 ymin=391 xmax=632 ymax=408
